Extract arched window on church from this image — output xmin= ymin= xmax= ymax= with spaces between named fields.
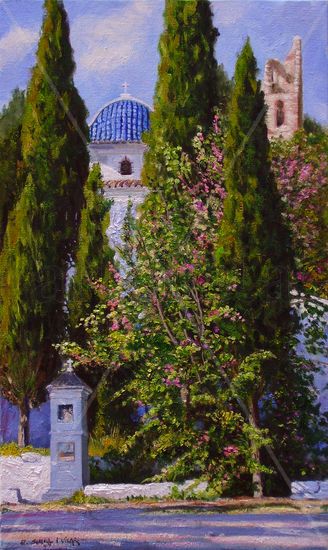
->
xmin=276 ymin=100 xmax=285 ymax=127
xmin=120 ymin=157 xmax=132 ymax=176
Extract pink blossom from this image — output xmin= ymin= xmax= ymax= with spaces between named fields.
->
xmin=199 ymin=433 xmax=210 ymax=444
xmin=209 ymin=309 xmax=220 ymax=317
xmin=107 ymin=298 xmax=119 ymax=310
xmin=213 ymin=114 xmax=221 ymax=134
xmin=164 ymin=364 xmax=174 ymax=373
xmin=111 ymin=320 xmax=120 ymax=331
xmin=121 ymin=316 xmax=133 ymax=331
xmin=223 ymin=445 xmax=239 ymax=457
xmin=195 ymin=200 xmax=205 ymax=211
xmin=296 ymin=272 xmax=306 ymax=282
xmin=299 ymin=164 xmax=312 ymax=182
xmin=196 ymin=275 xmax=206 ymax=285
xmin=211 ymin=143 xmax=223 ymax=162
xmin=163 ymin=377 xmax=182 ymax=388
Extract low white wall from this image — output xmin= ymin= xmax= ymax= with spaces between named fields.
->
xmin=291 ymin=480 xmax=328 ymax=500
xmin=0 ymin=453 xmax=50 ymax=504
xmin=2 ymin=453 xmax=327 ymax=504
xmin=84 ymin=480 xmax=208 ymax=500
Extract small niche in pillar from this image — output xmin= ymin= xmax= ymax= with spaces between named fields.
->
xmin=58 ymin=442 xmax=75 ymax=462
xmin=58 ymin=404 xmax=73 ymax=423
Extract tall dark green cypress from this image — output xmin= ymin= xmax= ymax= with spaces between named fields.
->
xmin=68 ymin=163 xmax=114 ymax=344
xmin=0 ymin=89 xmax=25 ymax=249
xmin=0 ymin=0 xmax=89 ymax=446
xmin=218 ymin=39 xmax=295 ymax=495
xmin=142 ymin=0 xmax=220 ymax=187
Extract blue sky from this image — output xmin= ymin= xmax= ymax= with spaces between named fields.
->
xmin=0 ymin=1 xmax=327 ymax=124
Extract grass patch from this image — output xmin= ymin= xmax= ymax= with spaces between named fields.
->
xmin=322 ymin=505 xmax=328 ymax=512
xmin=169 ymin=485 xmax=220 ymax=501
xmin=146 ymin=502 xmax=301 ymax=515
xmin=0 ymin=442 xmax=50 ymax=457
xmin=42 ymin=490 xmax=112 ymax=507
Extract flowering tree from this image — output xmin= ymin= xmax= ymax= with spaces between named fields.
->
xmin=62 ymin=119 xmax=271 ymax=493
xmin=271 ymin=130 xmax=328 ymax=297
xmin=61 ymin=117 xmax=327 ymax=494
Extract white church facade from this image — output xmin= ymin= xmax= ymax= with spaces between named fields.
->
xmin=88 ymin=88 xmax=151 ymax=250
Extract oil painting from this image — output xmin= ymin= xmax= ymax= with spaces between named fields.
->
xmin=0 ymin=1 xmax=327 ymax=548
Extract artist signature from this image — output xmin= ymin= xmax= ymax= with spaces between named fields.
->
xmin=20 ymin=538 xmax=80 ymax=548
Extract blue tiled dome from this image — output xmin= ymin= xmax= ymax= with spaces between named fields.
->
xmin=89 ymin=94 xmax=151 ymax=143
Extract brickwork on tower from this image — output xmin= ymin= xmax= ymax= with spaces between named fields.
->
xmin=262 ymin=36 xmax=303 ymax=139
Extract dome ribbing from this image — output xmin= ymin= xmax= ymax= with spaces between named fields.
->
xmin=89 ymin=94 xmax=151 ymax=143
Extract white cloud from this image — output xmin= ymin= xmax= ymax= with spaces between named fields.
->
xmin=72 ymin=0 xmax=158 ymax=75
xmin=0 ymin=26 xmax=38 ymax=71
xmin=212 ymin=1 xmax=249 ymax=27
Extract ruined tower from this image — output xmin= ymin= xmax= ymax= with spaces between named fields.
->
xmin=262 ymin=36 xmax=303 ymax=139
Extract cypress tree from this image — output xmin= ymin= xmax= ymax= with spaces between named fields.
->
xmin=0 ymin=88 xmax=25 ymax=139
xmin=218 ymin=39 xmax=295 ymax=495
xmin=68 ymin=163 xmax=114 ymax=344
xmin=142 ymin=0 xmax=220 ymax=187
xmin=0 ymin=0 xmax=89 ymax=446
xmin=0 ymin=89 xmax=25 ymax=249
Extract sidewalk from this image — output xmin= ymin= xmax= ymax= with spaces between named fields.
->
xmin=1 ymin=501 xmax=328 ymax=549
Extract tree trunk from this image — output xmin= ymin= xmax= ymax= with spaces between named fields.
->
xmin=17 ymin=397 xmax=30 ymax=447
xmin=249 ymin=397 xmax=263 ymax=498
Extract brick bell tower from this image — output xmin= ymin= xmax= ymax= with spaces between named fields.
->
xmin=262 ymin=36 xmax=303 ymax=139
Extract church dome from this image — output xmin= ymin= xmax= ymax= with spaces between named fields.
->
xmin=89 ymin=93 xmax=151 ymax=143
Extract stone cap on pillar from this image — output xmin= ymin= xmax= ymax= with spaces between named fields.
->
xmin=47 ymin=359 xmax=92 ymax=395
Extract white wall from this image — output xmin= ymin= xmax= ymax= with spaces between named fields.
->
xmin=90 ymin=142 xmax=146 ymax=180
xmin=0 ymin=453 xmax=50 ymax=503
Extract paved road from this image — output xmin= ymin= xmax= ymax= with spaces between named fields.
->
xmin=1 ymin=507 xmax=328 ymax=549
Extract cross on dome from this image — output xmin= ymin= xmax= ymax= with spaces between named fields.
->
xmin=120 ymin=81 xmax=131 ymax=99
xmin=65 ymin=358 xmax=74 ymax=373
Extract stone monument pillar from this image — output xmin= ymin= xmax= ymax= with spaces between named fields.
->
xmin=43 ymin=359 xmax=92 ymax=501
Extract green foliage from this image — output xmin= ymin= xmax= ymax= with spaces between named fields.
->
xmin=218 ymin=38 xmax=326 ymax=493
xmin=0 ymin=442 xmax=49 ymax=456
xmin=0 ymin=90 xmax=25 ymax=249
xmin=0 ymin=88 xmax=25 ymax=139
xmin=169 ymin=484 xmax=220 ymax=501
xmin=88 ymin=426 xmax=126 ymax=458
xmin=303 ymin=114 xmax=327 ymax=141
xmin=142 ymin=0 xmax=220 ymax=187
xmin=216 ymin=63 xmax=233 ymax=111
xmin=58 ymin=490 xmax=110 ymax=505
xmin=219 ymin=37 xmax=295 ymax=376
xmin=0 ymin=0 xmax=89 ymax=445
xmin=219 ymin=38 xmax=294 ymax=352
xmin=63 ymin=120 xmax=270 ymax=493
xmin=68 ymin=163 xmax=114 ymax=343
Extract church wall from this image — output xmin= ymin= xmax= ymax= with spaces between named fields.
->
xmin=90 ymin=142 xmax=146 ymax=180
xmin=104 ymin=187 xmax=148 ymax=252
